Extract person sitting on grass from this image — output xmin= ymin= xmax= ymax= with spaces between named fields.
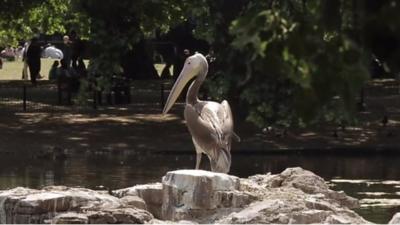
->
xmin=49 ymin=60 xmax=60 ymax=80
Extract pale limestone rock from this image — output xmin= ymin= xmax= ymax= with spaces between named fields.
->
xmin=243 ymin=167 xmax=359 ymax=209
xmin=161 ymin=169 xmax=241 ymax=221
xmin=162 ymin=170 xmax=239 ymax=192
xmin=325 ymin=214 xmax=353 ymax=224
xmin=87 ymin=208 xmax=153 ymax=224
xmin=0 ymin=167 xmax=373 ymax=224
xmin=289 ymin=209 xmax=333 ymax=224
xmin=0 ymin=186 xmax=151 ymax=224
xmin=18 ymin=192 xmax=70 ymax=214
xmin=114 ymin=183 xmax=162 ymax=198
xmin=324 ymin=189 xmax=360 ymax=209
xmin=114 ymin=183 xmax=162 ymax=218
xmin=216 ymin=167 xmax=370 ymax=224
xmin=389 ymin=212 xmax=400 ymax=224
xmin=305 ymin=196 xmax=337 ymax=211
xmin=216 ymin=199 xmax=286 ymax=224
xmin=51 ymin=212 xmax=89 ymax=224
xmin=149 ymin=218 xmax=199 ymax=224
xmin=0 ymin=187 xmax=41 ymax=224
xmin=215 ymin=190 xmax=256 ymax=208
xmin=158 ymin=168 xmax=369 ymax=223
xmin=86 ymin=211 xmax=117 ymax=224
xmin=120 ymin=196 xmax=147 ymax=210
xmin=217 ymin=198 xmax=370 ymax=224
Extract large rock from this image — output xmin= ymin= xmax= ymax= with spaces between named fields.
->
xmin=216 ymin=195 xmax=368 ymax=224
xmin=161 ymin=169 xmax=253 ymax=221
xmin=242 ymin=167 xmax=359 ymax=209
xmin=216 ymin=167 xmax=369 ymax=224
xmin=159 ymin=168 xmax=369 ymax=223
xmin=0 ymin=167 xmax=372 ymax=224
xmin=0 ymin=186 xmax=153 ymax=224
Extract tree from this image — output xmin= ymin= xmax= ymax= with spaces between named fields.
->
xmin=72 ymin=0 xmax=190 ymax=92
xmin=187 ymin=0 xmax=399 ymax=128
xmin=0 ymin=0 xmax=89 ymax=46
xmin=361 ymin=0 xmax=400 ymax=73
xmin=3 ymin=0 xmax=398 ymax=129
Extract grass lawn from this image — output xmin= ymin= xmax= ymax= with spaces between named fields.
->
xmin=0 ymin=58 xmax=170 ymax=80
xmin=0 ymin=58 xmax=54 ymax=80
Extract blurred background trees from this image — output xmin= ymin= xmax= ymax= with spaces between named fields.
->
xmin=0 ymin=0 xmax=88 ymax=46
xmin=1 ymin=0 xmax=399 ymax=128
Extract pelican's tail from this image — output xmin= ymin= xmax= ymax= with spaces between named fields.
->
xmin=210 ymin=148 xmax=231 ymax=174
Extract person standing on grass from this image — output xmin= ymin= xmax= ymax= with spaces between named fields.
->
xmin=61 ymin=35 xmax=72 ymax=70
xmin=70 ymin=30 xmax=85 ymax=72
xmin=21 ymin=41 xmax=30 ymax=80
xmin=26 ymin=37 xmax=42 ymax=85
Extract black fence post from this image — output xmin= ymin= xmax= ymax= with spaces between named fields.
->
xmin=67 ymin=89 xmax=72 ymax=105
xmin=106 ymin=92 xmax=112 ymax=105
xmin=22 ymin=85 xmax=27 ymax=112
xmin=357 ymin=86 xmax=366 ymax=111
xmin=57 ymin=81 xmax=62 ymax=105
xmin=160 ymin=82 xmax=165 ymax=109
xmin=93 ymin=89 xmax=97 ymax=109
xmin=126 ymin=85 xmax=131 ymax=104
xmin=97 ymin=90 xmax=102 ymax=105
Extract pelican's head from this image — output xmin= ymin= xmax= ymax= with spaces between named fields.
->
xmin=162 ymin=53 xmax=208 ymax=114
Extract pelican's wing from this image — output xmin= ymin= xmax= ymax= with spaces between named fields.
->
xmin=184 ymin=101 xmax=237 ymax=154
xmin=220 ymin=100 xmax=240 ymax=142
xmin=185 ymin=104 xmax=219 ymax=154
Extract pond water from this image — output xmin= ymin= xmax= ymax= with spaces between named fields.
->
xmin=0 ymin=151 xmax=399 ymax=223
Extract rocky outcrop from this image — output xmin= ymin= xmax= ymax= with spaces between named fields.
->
xmin=151 ymin=167 xmax=368 ymax=224
xmin=0 ymin=167 xmax=371 ymax=224
xmin=0 ymin=186 xmax=153 ymax=224
xmin=242 ymin=167 xmax=359 ymax=209
xmin=222 ymin=167 xmax=367 ymax=224
xmin=216 ymin=192 xmax=366 ymax=224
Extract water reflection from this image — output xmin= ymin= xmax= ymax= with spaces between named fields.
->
xmin=331 ymin=179 xmax=400 ymax=223
xmin=0 ymin=152 xmax=400 ymax=223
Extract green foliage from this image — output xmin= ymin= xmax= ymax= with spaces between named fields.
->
xmin=192 ymin=0 xmax=372 ymax=127
xmin=0 ymin=0 xmax=89 ymax=46
xmin=361 ymin=0 xmax=400 ymax=73
xmin=73 ymin=0 xmax=190 ymax=91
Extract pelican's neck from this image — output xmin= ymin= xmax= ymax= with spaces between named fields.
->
xmin=186 ymin=64 xmax=207 ymax=105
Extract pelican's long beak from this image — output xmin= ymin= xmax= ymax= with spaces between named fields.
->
xmin=162 ymin=63 xmax=197 ymax=114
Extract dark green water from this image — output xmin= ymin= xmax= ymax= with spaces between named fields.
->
xmin=0 ymin=151 xmax=399 ymax=223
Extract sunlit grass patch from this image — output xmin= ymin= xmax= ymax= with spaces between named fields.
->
xmin=0 ymin=59 xmax=171 ymax=80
